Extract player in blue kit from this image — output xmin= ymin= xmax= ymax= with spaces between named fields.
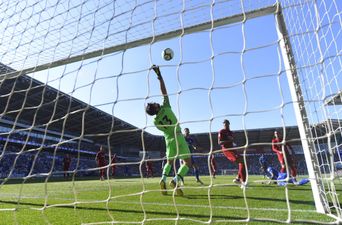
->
xmin=276 ymin=172 xmax=310 ymax=186
xmin=183 ymin=128 xmax=204 ymax=185
xmin=259 ymin=154 xmax=268 ymax=178
xmin=261 ymin=158 xmax=309 ymax=186
xmin=266 ymin=166 xmax=279 ymax=180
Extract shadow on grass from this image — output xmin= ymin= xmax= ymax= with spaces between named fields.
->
xmin=0 ymin=176 xmax=139 ymax=185
xmin=256 ymin=184 xmax=313 ymax=191
xmin=185 ymin=194 xmax=315 ymax=207
xmin=0 ymin=199 xmax=242 ymax=220
xmin=0 ymin=199 xmax=325 ymax=224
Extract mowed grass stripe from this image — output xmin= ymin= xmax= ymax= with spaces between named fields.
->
xmin=0 ymin=176 xmax=337 ymax=224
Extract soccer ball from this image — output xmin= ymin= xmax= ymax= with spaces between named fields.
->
xmin=162 ymin=48 xmax=174 ymax=61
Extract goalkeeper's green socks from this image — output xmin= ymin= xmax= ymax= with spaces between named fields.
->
xmin=175 ymin=164 xmax=189 ymax=183
xmin=161 ymin=163 xmax=171 ymax=182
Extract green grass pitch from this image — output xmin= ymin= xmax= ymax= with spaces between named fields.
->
xmin=0 ymin=175 xmax=338 ymax=224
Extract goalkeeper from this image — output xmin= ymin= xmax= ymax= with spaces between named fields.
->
xmin=145 ymin=65 xmax=192 ymax=196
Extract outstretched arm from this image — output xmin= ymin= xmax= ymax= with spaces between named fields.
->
xmin=152 ymin=65 xmax=167 ymax=96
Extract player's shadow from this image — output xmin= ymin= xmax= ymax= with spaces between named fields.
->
xmin=259 ymin=185 xmax=313 ymax=192
xmin=184 ymin=194 xmax=315 ymax=206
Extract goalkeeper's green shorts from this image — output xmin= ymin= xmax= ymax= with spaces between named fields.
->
xmin=165 ymin=134 xmax=190 ymax=160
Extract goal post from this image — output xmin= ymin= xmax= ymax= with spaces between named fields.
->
xmin=274 ymin=4 xmax=328 ymax=214
xmin=273 ymin=1 xmax=342 ymax=220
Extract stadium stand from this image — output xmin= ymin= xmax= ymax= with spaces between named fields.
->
xmin=0 ymin=63 xmax=334 ymax=180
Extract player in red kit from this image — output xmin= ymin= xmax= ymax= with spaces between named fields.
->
xmin=63 ymin=154 xmax=71 ymax=178
xmin=111 ymin=154 xmax=117 ymax=177
xmin=145 ymin=157 xmax=154 ymax=178
xmin=218 ymin=119 xmax=246 ymax=187
xmin=272 ymin=131 xmax=297 ymax=181
xmin=209 ymin=153 xmax=217 ymax=178
xmin=95 ymin=146 xmax=106 ymax=181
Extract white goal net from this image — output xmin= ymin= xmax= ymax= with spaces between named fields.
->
xmin=0 ymin=0 xmax=341 ymax=224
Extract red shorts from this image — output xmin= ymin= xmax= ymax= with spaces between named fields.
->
xmin=222 ymin=148 xmax=241 ymax=163
xmin=63 ymin=164 xmax=70 ymax=171
xmin=97 ymin=161 xmax=106 ymax=167
xmin=277 ymin=152 xmax=294 ymax=166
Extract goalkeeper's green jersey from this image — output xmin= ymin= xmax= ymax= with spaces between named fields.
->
xmin=154 ymin=96 xmax=180 ymax=138
xmin=154 ymin=96 xmax=190 ymax=159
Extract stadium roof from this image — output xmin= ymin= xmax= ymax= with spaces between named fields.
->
xmin=311 ymin=119 xmax=342 ymax=138
xmin=0 ymin=63 xmax=164 ymax=152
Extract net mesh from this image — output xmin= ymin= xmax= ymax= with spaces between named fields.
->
xmin=0 ymin=0 xmax=341 ymax=224
xmin=281 ymin=0 xmax=342 ymax=219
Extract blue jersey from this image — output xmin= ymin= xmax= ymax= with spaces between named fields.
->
xmin=259 ymin=155 xmax=266 ymax=165
xmin=264 ymin=166 xmax=309 ymax=186
xmin=259 ymin=155 xmax=268 ymax=170
xmin=277 ymin=172 xmax=310 ymax=186
xmin=185 ymin=135 xmax=194 ymax=145
xmin=184 ymin=135 xmax=196 ymax=152
xmin=184 ymin=135 xmax=197 ymax=164
xmin=266 ymin=167 xmax=279 ymax=180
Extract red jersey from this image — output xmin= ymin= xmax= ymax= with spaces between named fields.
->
xmin=272 ymin=137 xmax=293 ymax=154
xmin=96 ymin=151 xmax=106 ymax=164
xmin=63 ymin=156 xmax=71 ymax=165
xmin=63 ymin=155 xmax=71 ymax=171
xmin=218 ymin=128 xmax=234 ymax=148
xmin=272 ymin=137 xmax=282 ymax=153
xmin=146 ymin=161 xmax=153 ymax=170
